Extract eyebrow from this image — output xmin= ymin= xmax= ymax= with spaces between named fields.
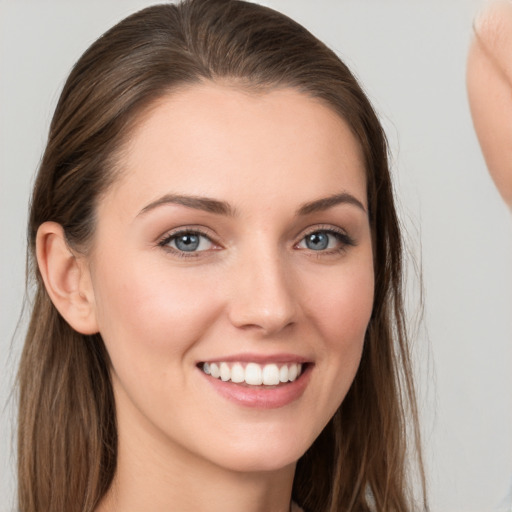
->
xmin=138 ymin=194 xmax=235 ymax=217
xmin=296 ymin=192 xmax=367 ymax=216
xmin=137 ymin=191 xmax=366 ymax=218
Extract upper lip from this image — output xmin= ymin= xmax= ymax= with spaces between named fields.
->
xmin=198 ymin=353 xmax=312 ymax=364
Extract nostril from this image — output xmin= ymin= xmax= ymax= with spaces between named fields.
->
xmin=226 ymin=263 xmax=298 ymax=333
xmin=228 ymin=306 xmax=298 ymax=335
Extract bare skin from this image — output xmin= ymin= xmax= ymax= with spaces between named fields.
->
xmin=467 ymin=0 xmax=512 ymax=208
xmin=36 ymin=84 xmax=374 ymax=512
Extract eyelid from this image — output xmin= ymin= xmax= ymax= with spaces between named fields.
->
xmin=297 ymin=224 xmax=352 ymax=241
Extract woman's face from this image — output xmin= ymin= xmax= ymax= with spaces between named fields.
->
xmin=86 ymin=83 xmax=374 ymax=474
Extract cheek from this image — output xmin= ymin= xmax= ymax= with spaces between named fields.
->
xmin=307 ymin=263 xmax=374 ymax=348
xmin=303 ymin=256 xmax=374 ymax=412
xmin=294 ymin=258 xmax=374 ymax=437
xmin=91 ymin=257 xmax=222 ymax=366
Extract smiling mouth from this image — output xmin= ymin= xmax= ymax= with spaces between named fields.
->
xmin=199 ymin=361 xmax=305 ymax=386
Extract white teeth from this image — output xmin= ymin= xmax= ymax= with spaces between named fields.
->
xmin=210 ymin=363 xmax=220 ymax=379
xmin=220 ymin=362 xmax=230 ymax=381
xmin=201 ymin=361 xmax=304 ymax=386
xmin=262 ymin=364 xmax=280 ymax=385
xmin=245 ymin=363 xmax=263 ymax=385
xmin=231 ymin=363 xmax=245 ymax=383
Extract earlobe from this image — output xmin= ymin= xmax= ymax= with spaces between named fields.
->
xmin=36 ymin=221 xmax=99 ymax=335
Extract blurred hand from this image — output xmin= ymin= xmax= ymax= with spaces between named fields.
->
xmin=467 ymin=0 xmax=512 ymax=208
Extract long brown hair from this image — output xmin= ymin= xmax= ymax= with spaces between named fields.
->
xmin=18 ymin=1 xmax=427 ymax=510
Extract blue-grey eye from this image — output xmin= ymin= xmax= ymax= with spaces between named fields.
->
xmin=298 ymin=230 xmax=347 ymax=251
xmin=164 ymin=232 xmax=214 ymax=252
xmin=175 ymin=233 xmax=200 ymax=251
xmin=305 ymin=232 xmax=329 ymax=250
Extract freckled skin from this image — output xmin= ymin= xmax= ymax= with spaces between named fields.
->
xmin=88 ymin=84 xmax=374 ymax=511
xmin=467 ymin=0 xmax=512 ymax=208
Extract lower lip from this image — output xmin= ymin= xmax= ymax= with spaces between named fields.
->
xmin=200 ymin=365 xmax=312 ymax=409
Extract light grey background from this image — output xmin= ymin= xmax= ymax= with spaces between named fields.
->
xmin=1 ymin=1 xmax=511 ymax=511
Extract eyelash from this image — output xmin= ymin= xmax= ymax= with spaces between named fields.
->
xmin=297 ymin=226 xmax=355 ymax=256
xmin=157 ymin=228 xmax=219 ymax=258
xmin=157 ymin=226 xmax=355 ymax=258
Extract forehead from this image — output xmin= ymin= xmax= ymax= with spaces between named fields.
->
xmin=107 ymin=83 xmax=367 ymax=216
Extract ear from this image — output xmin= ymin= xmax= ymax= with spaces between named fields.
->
xmin=36 ymin=221 xmax=99 ymax=335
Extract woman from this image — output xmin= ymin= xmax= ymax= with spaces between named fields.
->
xmin=17 ymin=0 xmax=427 ymax=511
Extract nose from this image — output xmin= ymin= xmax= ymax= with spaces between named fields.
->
xmin=227 ymin=246 xmax=298 ymax=335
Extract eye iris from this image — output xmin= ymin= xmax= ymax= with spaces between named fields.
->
xmin=306 ymin=232 xmax=329 ymax=250
xmin=175 ymin=234 xmax=200 ymax=251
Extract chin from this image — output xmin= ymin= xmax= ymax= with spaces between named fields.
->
xmin=215 ymin=449 xmax=301 ymax=474
xmin=201 ymin=426 xmax=314 ymax=474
